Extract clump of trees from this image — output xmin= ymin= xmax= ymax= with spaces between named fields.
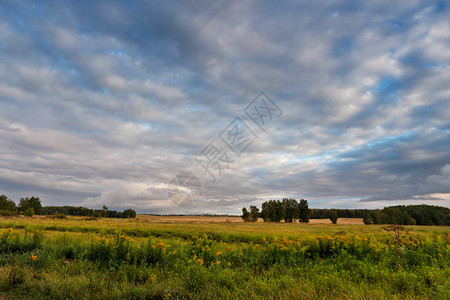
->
xmin=19 ymin=197 xmax=42 ymax=216
xmin=363 ymin=205 xmax=450 ymax=226
xmin=0 ymin=195 xmax=137 ymax=219
xmin=241 ymin=206 xmax=259 ymax=222
xmin=242 ymin=198 xmax=311 ymax=223
xmin=0 ymin=195 xmax=43 ymax=216
xmin=0 ymin=195 xmax=17 ymax=216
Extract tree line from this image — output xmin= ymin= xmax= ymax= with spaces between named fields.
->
xmin=363 ymin=205 xmax=450 ymax=226
xmin=243 ymin=199 xmax=449 ymax=226
xmin=310 ymin=208 xmax=369 ymax=219
xmin=0 ymin=195 xmax=136 ymax=218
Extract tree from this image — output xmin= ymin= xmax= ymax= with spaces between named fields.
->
xmin=329 ymin=210 xmax=338 ymax=224
xmin=260 ymin=201 xmax=269 ymax=222
xmin=241 ymin=207 xmax=250 ymax=222
xmin=19 ymin=197 xmax=42 ymax=215
xmin=0 ymin=195 xmax=16 ymax=211
xmin=123 ymin=208 xmax=136 ymax=218
xmin=298 ymin=199 xmax=310 ymax=223
xmin=249 ymin=205 xmax=260 ymax=222
xmin=363 ymin=213 xmax=373 ymax=225
xmin=25 ymin=207 xmax=35 ymax=217
xmin=282 ymin=198 xmax=299 ymax=223
xmin=99 ymin=205 xmax=108 ymax=217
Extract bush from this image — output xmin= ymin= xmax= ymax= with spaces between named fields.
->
xmin=24 ymin=208 xmax=35 ymax=217
xmin=0 ymin=227 xmax=43 ymax=254
xmin=329 ymin=210 xmax=338 ymax=224
xmin=0 ymin=209 xmax=18 ymax=216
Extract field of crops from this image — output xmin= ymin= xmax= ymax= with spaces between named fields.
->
xmin=0 ymin=216 xmax=448 ymax=299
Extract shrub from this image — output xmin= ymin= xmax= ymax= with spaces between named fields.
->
xmin=0 ymin=227 xmax=43 ymax=254
xmin=329 ymin=210 xmax=338 ymax=224
xmin=24 ymin=208 xmax=35 ymax=217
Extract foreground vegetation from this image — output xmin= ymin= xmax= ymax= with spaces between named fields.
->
xmin=0 ymin=216 xmax=448 ymax=299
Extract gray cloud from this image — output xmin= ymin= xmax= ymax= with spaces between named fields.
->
xmin=0 ymin=1 xmax=449 ymax=213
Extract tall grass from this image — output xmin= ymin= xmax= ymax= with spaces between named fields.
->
xmin=0 ymin=220 xmax=448 ymax=299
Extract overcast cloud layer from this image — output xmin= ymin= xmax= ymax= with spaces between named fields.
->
xmin=0 ymin=0 xmax=449 ymax=214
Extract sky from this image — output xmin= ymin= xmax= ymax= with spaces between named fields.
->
xmin=0 ymin=0 xmax=449 ymax=214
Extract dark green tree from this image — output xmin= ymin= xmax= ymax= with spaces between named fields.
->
xmin=282 ymin=198 xmax=298 ymax=223
xmin=99 ymin=205 xmax=108 ymax=217
xmin=329 ymin=209 xmax=338 ymax=224
xmin=19 ymin=197 xmax=42 ymax=215
xmin=363 ymin=213 xmax=373 ymax=225
xmin=298 ymin=199 xmax=310 ymax=223
xmin=241 ymin=207 xmax=250 ymax=222
xmin=123 ymin=208 xmax=136 ymax=218
xmin=275 ymin=200 xmax=285 ymax=222
xmin=249 ymin=205 xmax=260 ymax=222
xmin=25 ymin=207 xmax=35 ymax=217
xmin=260 ymin=201 xmax=269 ymax=222
xmin=0 ymin=195 xmax=16 ymax=211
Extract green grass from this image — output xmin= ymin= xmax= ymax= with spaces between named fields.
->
xmin=0 ymin=217 xmax=448 ymax=299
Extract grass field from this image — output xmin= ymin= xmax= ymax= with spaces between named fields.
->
xmin=0 ymin=215 xmax=448 ymax=299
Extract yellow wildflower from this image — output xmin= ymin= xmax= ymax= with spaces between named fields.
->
xmin=31 ymin=255 xmax=37 ymax=261
xmin=227 ymin=262 xmax=232 ymax=267
xmin=7 ymin=228 xmax=13 ymax=233
xmin=216 ymin=251 xmax=221 ymax=255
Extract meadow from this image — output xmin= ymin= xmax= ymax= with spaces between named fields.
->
xmin=0 ymin=215 xmax=448 ymax=299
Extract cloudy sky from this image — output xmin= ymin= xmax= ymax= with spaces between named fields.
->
xmin=0 ymin=0 xmax=449 ymax=214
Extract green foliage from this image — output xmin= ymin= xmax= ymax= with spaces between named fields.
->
xmin=365 ymin=205 xmax=448 ymax=225
xmin=241 ymin=207 xmax=250 ymax=222
xmin=261 ymin=200 xmax=285 ymax=222
xmin=24 ymin=208 xmax=35 ymax=217
xmin=19 ymin=197 xmax=42 ymax=215
xmin=329 ymin=210 xmax=338 ymax=224
xmin=259 ymin=198 xmax=310 ymax=223
xmin=249 ymin=206 xmax=259 ymax=222
xmin=123 ymin=208 xmax=137 ymax=219
xmin=0 ymin=227 xmax=43 ymax=254
xmin=0 ymin=209 xmax=18 ymax=216
xmin=98 ymin=205 xmax=108 ymax=218
xmin=298 ymin=199 xmax=310 ymax=223
xmin=363 ymin=213 xmax=373 ymax=225
xmin=0 ymin=195 xmax=16 ymax=211
xmin=41 ymin=205 xmax=137 ymax=219
xmin=311 ymin=208 xmax=369 ymax=219
xmin=0 ymin=220 xmax=448 ymax=299
xmin=282 ymin=198 xmax=298 ymax=223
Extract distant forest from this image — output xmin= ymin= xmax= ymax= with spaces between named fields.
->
xmin=42 ymin=206 xmax=137 ymax=219
xmin=362 ymin=205 xmax=450 ymax=226
xmin=242 ymin=199 xmax=450 ymax=226
xmin=0 ymin=195 xmax=136 ymax=218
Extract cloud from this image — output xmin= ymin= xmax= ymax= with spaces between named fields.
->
xmin=0 ymin=1 xmax=449 ymax=213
